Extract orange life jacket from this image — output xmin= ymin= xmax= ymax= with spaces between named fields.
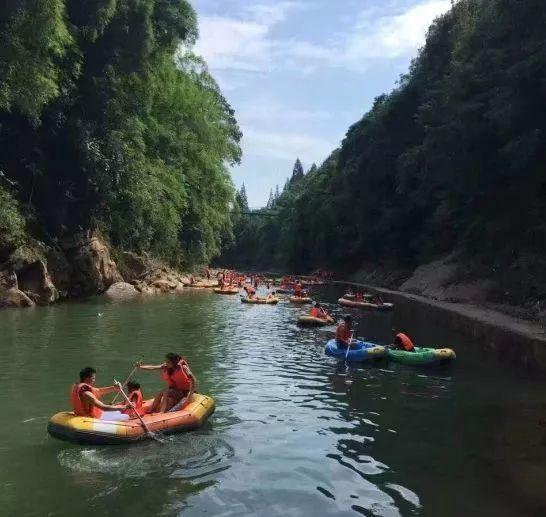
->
xmin=124 ymin=389 xmax=145 ymax=416
xmin=336 ymin=323 xmax=352 ymax=344
xmin=70 ymin=383 xmax=102 ymax=419
xmin=310 ymin=307 xmax=320 ymax=318
xmin=396 ymin=333 xmax=415 ymax=352
xmin=294 ymin=285 xmax=303 ymax=296
xmin=161 ymin=360 xmax=192 ymax=391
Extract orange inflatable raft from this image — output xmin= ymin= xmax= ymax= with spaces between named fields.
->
xmin=213 ymin=287 xmax=240 ymax=295
xmin=289 ymin=296 xmax=312 ymax=305
xmin=47 ymin=393 xmax=215 ymax=445
xmin=338 ymin=298 xmax=394 ymax=311
xmin=241 ymin=297 xmax=279 ymax=305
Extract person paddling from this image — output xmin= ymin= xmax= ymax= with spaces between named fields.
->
xmin=336 ymin=315 xmax=355 ymax=349
xmin=123 ymin=381 xmax=145 ymax=417
xmin=70 ymin=367 xmax=131 ymax=421
xmin=310 ymin=302 xmax=330 ymax=320
xmin=137 ymin=353 xmax=195 ymax=413
xmin=390 ymin=332 xmax=416 ymax=352
xmin=244 ymin=285 xmax=257 ymax=299
xmin=294 ymin=281 xmax=303 ymax=298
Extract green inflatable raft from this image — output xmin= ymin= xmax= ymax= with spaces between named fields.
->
xmin=388 ymin=347 xmax=456 ymax=366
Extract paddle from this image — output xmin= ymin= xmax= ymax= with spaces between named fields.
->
xmin=111 ymin=363 xmax=140 ymax=405
xmin=113 ymin=380 xmax=164 ymax=443
xmin=344 ymin=330 xmax=355 ymax=386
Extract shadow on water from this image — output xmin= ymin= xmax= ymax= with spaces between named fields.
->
xmin=1 ymin=285 xmax=546 ymax=516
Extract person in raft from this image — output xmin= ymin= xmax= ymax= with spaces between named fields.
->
xmin=310 ymin=301 xmax=330 ymax=320
xmin=71 ymin=367 xmax=131 ymax=421
xmin=244 ymin=285 xmax=257 ymax=299
xmin=336 ymin=315 xmax=355 ymax=349
xmin=123 ymin=381 xmax=145 ymax=417
xmin=136 ymin=353 xmax=196 ymax=413
xmin=294 ymin=281 xmax=303 ymax=297
xmin=390 ymin=332 xmax=416 ymax=352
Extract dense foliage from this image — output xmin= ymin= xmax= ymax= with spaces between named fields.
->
xmin=223 ymin=0 xmax=546 ymax=294
xmin=0 ymin=0 xmax=241 ymax=265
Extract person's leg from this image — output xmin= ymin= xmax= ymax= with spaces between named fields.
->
xmin=149 ymin=389 xmax=166 ymax=413
xmin=160 ymin=389 xmax=184 ymax=412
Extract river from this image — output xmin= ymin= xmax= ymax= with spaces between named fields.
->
xmin=1 ymin=286 xmax=546 ymax=516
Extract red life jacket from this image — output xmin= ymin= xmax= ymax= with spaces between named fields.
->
xmin=130 ymin=389 xmax=143 ymax=408
xmin=124 ymin=389 xmax=145 ymax=416
xmin=161 ymin=360 xmax=192 ymax=391
xmin=396 ymin=333 xmax=415 ymax=352
xmin=70 ymin=383 xmax=102 ymax=419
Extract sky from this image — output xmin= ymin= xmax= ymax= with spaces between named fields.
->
xmin=191 ymin=0 xmax=452 ymax=207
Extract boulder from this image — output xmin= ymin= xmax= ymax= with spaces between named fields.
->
xmin=105 ymin=282 xmax=139 ymax=300
xmin=0 ymin=270 xmax=17 ymax=290
xmin=17 ymin=259 xmax=59 ymax=305
xmin=117 ymin=251 xmax=149 ymax=282
xmin=65 ymin=235 xmax=123 ymax=296
xmin=0 ymin=287 xmax=35 ymax=308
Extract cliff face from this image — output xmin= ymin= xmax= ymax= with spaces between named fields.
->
xmin=0 ymin=234 xmax=212 ymax=309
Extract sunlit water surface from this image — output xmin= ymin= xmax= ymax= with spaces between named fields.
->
xmin=1 ymin=286 xmax=546 ymax=516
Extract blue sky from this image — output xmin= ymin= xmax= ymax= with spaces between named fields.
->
xmin=192 ymin=0 xmax=451 ymax=207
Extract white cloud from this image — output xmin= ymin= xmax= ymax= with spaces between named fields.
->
xmin=195 ymin=0 xmax=451 ymax=74
xmin=344 ymin=0 xmax=452 ymax=65
xmin=243 ymin=127 xmax=336 ymax=162
xmin=194 ymin=2 xmax=299 ymax=72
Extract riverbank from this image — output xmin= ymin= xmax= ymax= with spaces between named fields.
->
xmin=335 ymin=280 xmax=546 ymax=373
xmin=0 ymin=232 xmax=217 ymax=309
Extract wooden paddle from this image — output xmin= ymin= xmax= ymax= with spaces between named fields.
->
xmin=111 ymin=364 xmax=139 ymax=404
xmin=113 ymin=380 xmax=164 ymax=443
xmin=345 ymin=330 xmax=355 ymax=386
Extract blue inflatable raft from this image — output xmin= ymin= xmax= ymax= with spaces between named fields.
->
xmin=324 ymin=339 xmax=387 ymax=362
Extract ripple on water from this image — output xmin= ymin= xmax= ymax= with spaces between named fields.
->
xmin=57 ymin=433 xmax=235 ymax=481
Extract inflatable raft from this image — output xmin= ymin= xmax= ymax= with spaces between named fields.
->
xmin=47 ymin=393 xmax=215 ymax=445
xmin=213 ymin=287 xmax=240 ymax=295
xmin=388 ymin=347 xmax=456 ymax=366
xmin=298 ymin=315 xmax=335 ymax=327
xmin=289 ymin=296 xmax=312 ymax=304
xmin=324 ymin=339 xmax=386 ymax=362
xmin=241 ymin=297 xmax=279 ymax=305
xmin=338 ymin=298 xmax=393 ymax=311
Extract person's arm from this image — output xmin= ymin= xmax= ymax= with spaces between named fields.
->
xmin=94 ymin=385 xmax=118 ymax=398
xmin=136 ymin=362 xmax=165 ymax=371
xmin=82 ymin=391 xmax=130 ymax=412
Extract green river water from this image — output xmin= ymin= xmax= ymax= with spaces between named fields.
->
xmin=1 ymin=286 xmax=546 ymax=517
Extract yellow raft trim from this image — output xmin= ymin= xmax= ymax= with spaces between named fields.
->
xmin=48 ymin=393 xmax=215 ymax=444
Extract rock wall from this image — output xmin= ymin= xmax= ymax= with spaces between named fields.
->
xmin=0 ymin=233 xmax=216 ymax=310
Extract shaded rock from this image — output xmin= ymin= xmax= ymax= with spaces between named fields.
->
xmin=17 ymin=259 xmax=59 ymax=305
xmin=0 ymin=270 xmax=17 ymax=290
xmin=65 ymin=235 xmax=123 ymax=296
xmin=117 ymin=251 xmax=149 ymax=282
xmin=400 ymin=253 xmax=492 ymax=303
xmin=105 ymin=282 xmax=139 ymax=300
xmin=46 ymin=248 xmax=72 ymax=298
xmin=0 ymin=287 xmax=35 ymax=308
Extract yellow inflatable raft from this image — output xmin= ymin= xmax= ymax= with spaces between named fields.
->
xmin=47 ymin=393 xmax=215 ymax=445
xmin=241 ymin=297 xmax=279 ymax=305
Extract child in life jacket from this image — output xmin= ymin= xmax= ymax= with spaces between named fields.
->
xmin=123 ymin=381 xmax=146 ymax=417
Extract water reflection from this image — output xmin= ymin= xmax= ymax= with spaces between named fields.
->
xmin=1 ymin=287 xmax=546 ymax=516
